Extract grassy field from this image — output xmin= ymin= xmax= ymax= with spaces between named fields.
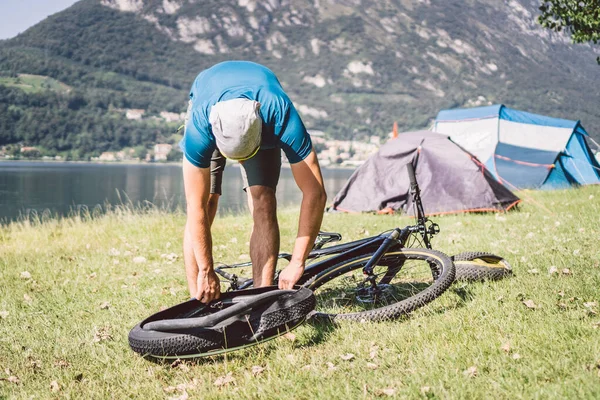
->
xmin=0 ymin=74 xmax=71 ymax=94
xmin=1 ymin=186 xmax=600 ymax=399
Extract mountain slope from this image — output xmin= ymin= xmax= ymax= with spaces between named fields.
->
xmin=0 ymin=0 xmax=599 ymax=158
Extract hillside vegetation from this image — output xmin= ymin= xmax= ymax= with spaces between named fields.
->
xmin=0 ymin=0 xmax=599 ymax=159
xmin=1 ymin=186 xmax=600 ymax=398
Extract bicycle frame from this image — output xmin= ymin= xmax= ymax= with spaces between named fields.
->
xmin=215 ymin=162 xmax=441 ymax=292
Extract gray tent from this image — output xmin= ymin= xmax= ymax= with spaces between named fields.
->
xmin=331 ymin=131 xmax=520 ymax=215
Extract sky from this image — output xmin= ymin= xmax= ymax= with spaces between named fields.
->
xmin=0 ymin=0 xmax=80 ymax=40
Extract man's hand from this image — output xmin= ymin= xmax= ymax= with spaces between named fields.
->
xmin=278 ymin=259 xmax=305 ymax=289
xmin=195 ymin=269 xmax=221 ymax=303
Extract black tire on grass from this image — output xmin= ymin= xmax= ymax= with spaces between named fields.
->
xmin=128 ymin=286 xmax=315 ymax=359
xmin=451 ymin=252 xmax=513 ymax=282
xmin=304 ymin=248 xmax=455 ymax=322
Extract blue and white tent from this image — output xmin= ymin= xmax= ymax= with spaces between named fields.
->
xmin=433 ymin=105 xmax=600 ymax=189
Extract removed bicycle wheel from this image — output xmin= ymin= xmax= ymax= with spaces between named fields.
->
xmin=129 ymin=286 xmax=315 ymax=359
xmin=305 ymin=248 xmax=455 ymax=322
xmin=451 ymin=252 xmax=513 ymax=282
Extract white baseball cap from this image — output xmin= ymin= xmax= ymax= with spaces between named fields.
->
xmin=209 ymin=98 xmax=262 ymax=160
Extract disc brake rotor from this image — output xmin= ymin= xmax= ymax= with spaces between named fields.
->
xmin=354 ymin=283 xmax=395 ymax=305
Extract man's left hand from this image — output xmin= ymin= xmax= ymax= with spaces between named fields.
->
xmin=278 ymin=260 xmax=305 ymax=289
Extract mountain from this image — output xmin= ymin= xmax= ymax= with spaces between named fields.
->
xmin=1 ymin=0 xmax=599 ymax=159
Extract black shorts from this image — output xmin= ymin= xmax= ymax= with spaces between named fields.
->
xmin=210 ymin=147 xmax=282 ymax=195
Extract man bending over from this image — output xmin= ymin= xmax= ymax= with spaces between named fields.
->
xmin=180 ymin=61 xmax=327 ymax=303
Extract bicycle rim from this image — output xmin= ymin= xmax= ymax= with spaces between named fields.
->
xmin=305 ymin=248 xmax=455 ymax=322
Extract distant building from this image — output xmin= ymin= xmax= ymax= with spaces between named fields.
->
xmin=20 ymin=146 xmax=38 ymax=153
xmin=126 ymin=109 xmax=145 ymax=120
xmin=154 ymin=143 xmax=173 ymax=161
xmin=160 ymin=111 xmax=183 ymax=123
xmin=98 ymin=152 xmax=117 ymax=161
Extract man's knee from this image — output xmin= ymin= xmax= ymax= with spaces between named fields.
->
xmin=247 ymin=186 xmax=277 ymax=219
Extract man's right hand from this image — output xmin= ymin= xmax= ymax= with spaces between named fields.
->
xmin=195 ymin=269 xmax=221 ymax=303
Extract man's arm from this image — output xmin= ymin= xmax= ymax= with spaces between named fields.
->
xmin=182 ymin=157 xmax=220 ymax=302
xmin=278 ymin=149 xmax=327 ymax=289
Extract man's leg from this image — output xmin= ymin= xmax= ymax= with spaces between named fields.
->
xmin=207 ymin=149 xmax=226 ymax=225
xmin=246 ymin=186 xmax=279 ymax=286
xmin=240 ymin=147 xmax=282 ymax=287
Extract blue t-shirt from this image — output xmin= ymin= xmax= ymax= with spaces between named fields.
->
xmin=180 ymin=61 xmax=313 ymax=168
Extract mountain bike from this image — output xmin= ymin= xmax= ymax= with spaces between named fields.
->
xmin=215 ymin=163 xmax=453 ymax=322
xmin=129 ymin=163 xmax=455 ymax=359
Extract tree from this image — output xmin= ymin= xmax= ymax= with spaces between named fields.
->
xmin=538 ymin=1 xmax=600 ymax=63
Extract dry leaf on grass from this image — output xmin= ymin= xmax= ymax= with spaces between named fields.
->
xmin=0 ymin=311 xmax=8 ymax=319
xmin=421 ymin=386 xmax=432 ymax=395
xmin=108 ymin=248 xmax=120 ymax=256
xmin=251 ymin=366 xmax=265 ymax=376
xmin=326 ymin=362 xmax=336 ymax=371
xmin=23 ymin=294 xmax=32 ymax=303
xmin=170 ymin=359 xmax=190 ymax=372
xmin=548 ymin=266 xmax=558 ymax=275
xmin=168 ymin=391 xmax=189 ymax=400
xmin=522 ymin=299 xmax=539 ymax=309
xmin=20 ymin=271 xmax=32 ymax=279
xmin=592 ymin=321 xmax=600 ymax=329
xmin=93 ymin=326 xmax=113 ymax=342
xmin=54 ymin=360 xmax=69 ymax=368
xmin=7 ymin=375 xmax=20 ymax=384
xmin=100 ymin=302 xmax=110 ymax=310
xmin=501 ymin=342 xmax=511 ymax=353
xmin=369 ymin=344 xmax=379 ymax=360
xmin=562 ymin=268 xmax=572 ymax=276
xmin=375 ymin=388 xmax=397 ymax=396
xmin=214 ymin=372 xmax=235 ymax=387
xmin=282 ymin=332 xmax=296 ymax=342
xmin=584 ymin=302 xmax=597 ymax=309
xmin=300 ymin=364 xmax=313 ymax=371
xmin=527 ymin=269 xmax=539 ymax=274
xmin=133 ymin=256 xmax=147 ymax=264
xmin=50 ymin=380 xmax=60 ymax=392
xmin=29 ymin=359 xmax=42 ymax=370
xmin=463 ymin=366 xmax=477 ymax=378
xmin=366 ymin=362 xmax=378 ymax=370
xmin=340 ymin=353 xmax=355 ymax=361
xmin=164 ymin=380 xmax=199 ymax=393
xmin=89 ymin=272 xmax=97 ymax=279
xmin=512 ymin=353 xmax=522 ymax=360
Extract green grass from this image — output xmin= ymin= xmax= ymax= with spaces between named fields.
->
xmin=1 ymin=187 xmax=600 ymax=399
xmin=0 ymin=74 xmax=71 ymax=94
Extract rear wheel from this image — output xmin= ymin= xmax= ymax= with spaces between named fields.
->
xmin=304 ymin=248 xmax=455 ymax=322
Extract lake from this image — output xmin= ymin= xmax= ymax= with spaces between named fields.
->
xmin=0 ymin=161 xmax=355 ymax=223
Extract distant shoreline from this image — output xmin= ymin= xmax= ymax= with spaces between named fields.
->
xmin=0 ymin=158 xmax=358 ymax=170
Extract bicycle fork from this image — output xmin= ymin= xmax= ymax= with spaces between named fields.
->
xmin=360 ymin=228 xmax=413 ymax=289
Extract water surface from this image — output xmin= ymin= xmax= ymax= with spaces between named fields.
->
xmin=0 ymin=161 xmax=354 ymax=223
